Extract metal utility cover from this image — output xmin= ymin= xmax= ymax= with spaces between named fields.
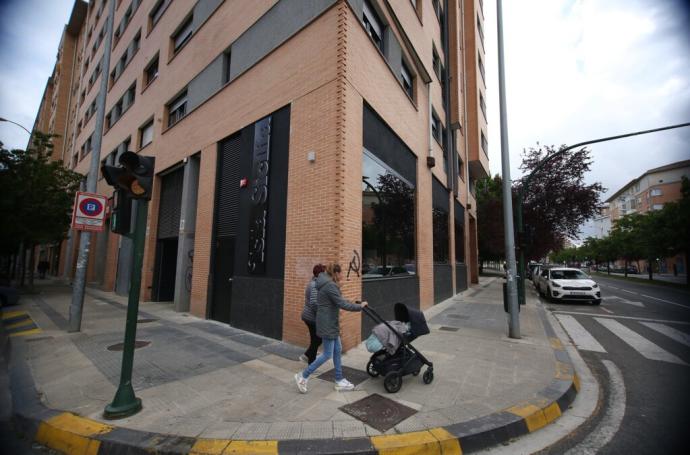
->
xmin=107 ymin=340 xmax=151 ymax=351
xmin=339 ymin=393 xmax=417 ymax=432
xmin=317 ymin=366 xmax=370 ymax=386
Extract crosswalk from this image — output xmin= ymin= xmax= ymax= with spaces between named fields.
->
xmin=555 ymin=313 xmax=689 ymax=366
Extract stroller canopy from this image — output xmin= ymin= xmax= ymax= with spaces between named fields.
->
xmin=394 ymin=303 xmax=430 ymax=339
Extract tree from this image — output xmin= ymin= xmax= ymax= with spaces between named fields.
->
xmin=516 ymin=145 xmax=605 ymax=260
xmin=660 ymin=176 xmax=690 ymax=286
xmin=476 ymin=175 xmax=505 ymax=265
xmin=0 ymin=132 xmax=82 ymax=286
xmin=609 ymin=214 xmax=645 ymax=277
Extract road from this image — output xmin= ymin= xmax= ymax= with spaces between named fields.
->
xmin=541 ymin=275 xmax=690 ymax=454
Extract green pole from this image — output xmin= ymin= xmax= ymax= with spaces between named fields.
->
xmin=515 ymin=121 xmax=690 ymax=307
xmin=104 ymin=200 xmax=147 ymax=419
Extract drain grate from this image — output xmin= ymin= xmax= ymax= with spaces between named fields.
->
xmin=439 ymin=326 xmax=459 ymax=332
xmin=339 ymin=393 xmax=418 ymax=432
xmin=107 ymin=340 xmax=151 ymax=351
xmin=317 ymin=366 xmax=370 ymax=386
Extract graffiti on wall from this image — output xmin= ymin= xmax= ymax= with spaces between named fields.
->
xmin=347 ymin=250 xmax=361 ymax=280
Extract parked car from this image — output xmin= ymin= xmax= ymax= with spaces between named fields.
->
xmin=537 ymin=267 xmax=601 ymax=305
xmin=526 ymin=263 xmax=542 ymax=280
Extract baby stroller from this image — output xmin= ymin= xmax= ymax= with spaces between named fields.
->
xmin=363 ymin=303 xmax=434 ymax=393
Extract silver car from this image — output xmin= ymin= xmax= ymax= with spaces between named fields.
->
xmin=537 ymin=267 xmax=601 ymax=305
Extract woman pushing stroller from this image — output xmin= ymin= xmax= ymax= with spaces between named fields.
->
xmin=295 ymin=263 xmax=367 ymax=393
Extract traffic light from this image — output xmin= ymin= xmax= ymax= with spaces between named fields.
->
xmin=110 ymin=189 xmax=132 ymax=235
xmin=101 ymin=152 xmax=155 ymax=200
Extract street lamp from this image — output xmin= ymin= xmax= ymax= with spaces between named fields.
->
xmin=0 ymin=117 xmax=32 ymax=136
xmin=515 ymin=121 xmax=690 ymax=306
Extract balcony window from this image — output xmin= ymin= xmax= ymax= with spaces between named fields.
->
xmin=139 ymin=119 xmax=154 ymax=148
xmin=363 ymin=0 xmax=384 ymax=53
xmin=145 ymin=54 xmax=159 ymax=86
xmin=477 ymin=15 xmax=484 ymax=49
xmin=478 ymin=52 xmax=485 ymax=84
xmin=172 ymin=15 xmax=194 ymax=53
xmin=401 ymin=60 xmax=413 ymax=99
xmin=431 ymin=111 xmax=442 ymax=145
xmin=362 ymin=150 xmax=416 ymax=279
xmin=167 ymin=90 xmax=188 ymax=127
xmin=150 ymin=0 xmax=171 ymax=29
xmin=480 ymin=92 xmax=486 ymax=120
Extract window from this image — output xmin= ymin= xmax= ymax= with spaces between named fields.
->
xmin=457 ymin=153 xmax=464 ymax=181
xmin=139 ymin=119 xmax=154 ymax=148
xmin=167 ymin=90 xmax=188 ymax=127
xmin=431 ymin=110 xmax=442 ymax=145
xmin=650 ymin=188 xmax=662 ymax=197
xmin=433 ymin=206 xmax=449 ymax=264
xmin=401 ymin=60 xmax=413 ymax=98
xmin=362 ymin=150 xmax=416 ymax=279
xmin=362 ymin=0 xmax=384 ymax=53
xmin=481 ymin=131 xmax=488 ymax=155
xmin=223 ymin=50 xmax=232 ymax=84
xmin=432 ymin=46 xmax=442 ymax=81
xmin=652 ymin=204 xmax=664 ymax=210
xmin=476 ymin=15 xmax=484 ymax=49
xmin=172 ymin=15 xmax=194 ymax=53
xmin=479 ymin=92 xmax=486 ymax=120
xmin=150 ymin=0 xmax=171 ymax=29
xmin=478 ymin=52 xmax=485 ymax=84
xmin=432 ymin=0 xmax=442 ymax=23
xmin=144 ymin=54 xmax=159 ymax=86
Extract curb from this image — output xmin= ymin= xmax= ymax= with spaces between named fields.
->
xmin=6 ymin=298 xmax=578 ymax=454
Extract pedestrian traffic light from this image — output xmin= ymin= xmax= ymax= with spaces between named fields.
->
xmin=101 ymin=152 xmax=155 ymax=200
xmin=110 ymin=189 xmax=132 ymax=235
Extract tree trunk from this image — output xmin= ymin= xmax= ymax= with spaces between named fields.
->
xmin=624 ymin=259 xmax=628 ymax=278
xmin=607 ymin=263 xmax=610 ymax=275
xmin=648 ymin=258 xmax=653 ymax=281
xmin=28 ymin=244 xmax=36 ymax=289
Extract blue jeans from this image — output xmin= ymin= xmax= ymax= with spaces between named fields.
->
xmin=302 ymin=336 xmax=343 ymax=381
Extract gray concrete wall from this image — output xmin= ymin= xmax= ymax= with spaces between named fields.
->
xmin=192 ymin=0 xmax=224 ymax=31
xmin=187 ymin=54 xmax=224 ymax=112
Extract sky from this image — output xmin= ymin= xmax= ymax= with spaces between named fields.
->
xmin=1 ymin=1 xmax=689 ymax=218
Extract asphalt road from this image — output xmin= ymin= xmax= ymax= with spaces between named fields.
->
xmin=541 ymin=276 xmax=690 ymax=454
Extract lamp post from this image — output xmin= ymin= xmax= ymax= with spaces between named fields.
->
xmin=516 ymin=121 xmax=690 ymax=306
xmin=0 ymin=117 xmax=32 ymax=136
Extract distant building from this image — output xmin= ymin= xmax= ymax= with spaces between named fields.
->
xmin=605 ymin=159 xmax=690 ymax=274
xmin=590 ymin=204 xmax=611 ymax=239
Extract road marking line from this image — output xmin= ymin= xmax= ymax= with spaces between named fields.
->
xmin=600 ymin=307 xmax=614 ymax=314
xmin=556 ymin=315 xmax=606 ymax=353
xmin=564 ymin=360 xmax=625 ymax=455
xmin=640 ymin=294 xmax=689 ymax=310
xmin=552 ymin=310 xmax=690 ymax=326
xmin=602 ymin=296 xmax=644 ymax=307
xmin=595 ymin=318 xmax=688 ymax=365
xmin=620 ymin=289 xmax=637 ymax=295
xmin=640 ymin=322 xmax=690 ymax=348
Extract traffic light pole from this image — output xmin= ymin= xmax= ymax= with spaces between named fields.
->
xmin=515 ymin=121 xmax=690 ymax=308
xmin=104 ymin=200 xmax=147 ymax=419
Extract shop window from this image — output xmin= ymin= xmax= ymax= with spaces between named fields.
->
xmin=362 ymin=150 xmax=416 ymax=279
xmin=433 ymin=207 xmax=449 ymax=263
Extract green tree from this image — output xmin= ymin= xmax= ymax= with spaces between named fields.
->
xmin=609 ymin=214 xmax=645 ymax=277
xmin=476 ymin=175 xmax=505 ymax=266
xmin=659 ymin=176 xmax=690 ymax=286
xmin=0 ymin=132 xmax=82 ymax=286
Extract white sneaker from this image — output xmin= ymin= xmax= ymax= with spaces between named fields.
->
xmin=294 ymin=373 xmax=308 ymax=393
xmin=299 ymin=354 xmax=309 ymax=364
xmin=335 ymin=378 xmax=355 ymax=391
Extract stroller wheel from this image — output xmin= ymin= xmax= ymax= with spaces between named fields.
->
xmin=423 ymin=368 xmax=434 ymax=385
xmin=366 ymin=359 xmax=379 ymax=377
xmin=384 ymin=371 xmax=403 ymax=393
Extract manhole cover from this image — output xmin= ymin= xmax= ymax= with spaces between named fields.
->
xmin=317 ymin=366 xmax=370 ymax=386
xmin=439 ymin=326 xmax=459 ymax=332
xmin=107 ymin=340 xmax=151 ymax=351
xmin=137 ymin=318 xmax=157 ymax=323
xmin=339 ymin=393 xmax=417 ymax=432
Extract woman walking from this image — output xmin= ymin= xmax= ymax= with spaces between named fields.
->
xmin=295 ymin=263 xmax=367 ymax=393
xmin=300 ymin=264 xmax=325 ymax=364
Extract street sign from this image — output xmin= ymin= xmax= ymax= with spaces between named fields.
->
xmin=71 ymin=191 xmax=108 ymax=232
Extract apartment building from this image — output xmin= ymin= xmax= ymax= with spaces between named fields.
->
xmin=605 ymin=159 xmax=689 ymax=273
xmin=34 ymin=0 xmax=489 ymax=349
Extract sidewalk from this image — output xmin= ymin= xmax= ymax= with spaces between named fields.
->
xmin=3 ymin=276 xmax=580 ymax=454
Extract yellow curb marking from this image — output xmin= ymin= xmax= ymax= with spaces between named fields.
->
xmin=429 ymin=427 xmax=463 ymax=454
xmin=555 ymin=361 xmax=573 ymax=380
xmin=10 ymin=327 xmax=43 ymax=337
xmin=189 ymin=438 xmax=231 ymax=454
xmin=1 ymin=310 xmax=27 ymax=319
xmin=507 ymin=404 xmax=548 ymax=432
xmin=543 ymin=402 xmax=562 ymax=424
xmin=372 ymin=429 xmax=459 ymax=455
xmin=36 ymin=413 xmax=113 ymax=455
xmin=549 ymin=337 xmax=564 ymax=350
xmin=223 ymin=440 xmax=278 ymax=454
xmin=573 ymin=373 xmax=581 ymax=392
xmin=5 ymin=318 xmax=33 ymax=330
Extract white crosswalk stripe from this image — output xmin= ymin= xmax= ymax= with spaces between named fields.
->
xmin=556 ymin=314 xmax=607 ymax=352
xmin=594 ymin=318 xmax=688 ymax=366
xmin=640 ymin=322 xmax=690 ymax=348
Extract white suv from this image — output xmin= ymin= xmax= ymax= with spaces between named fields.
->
xmin=538 ymin=267 xmax=601 ymax=305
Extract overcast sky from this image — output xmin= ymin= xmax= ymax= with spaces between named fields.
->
xmin=1 ymin=0 xmax=689 ymax=201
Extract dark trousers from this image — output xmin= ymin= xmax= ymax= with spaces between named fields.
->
xmin=302 ymin=319 xmax=322 ymax=364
